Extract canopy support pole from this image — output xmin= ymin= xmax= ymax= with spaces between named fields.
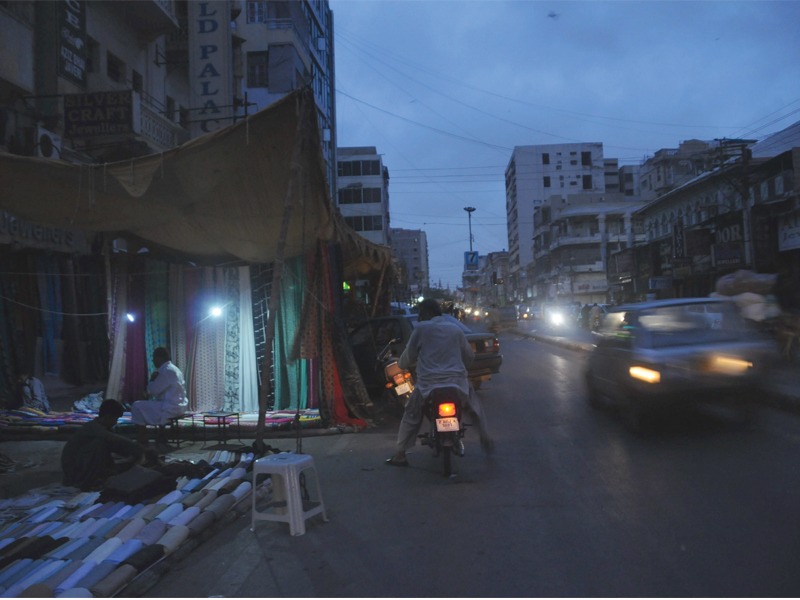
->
xmin=255 ymin=93 xmax=310 ymax=453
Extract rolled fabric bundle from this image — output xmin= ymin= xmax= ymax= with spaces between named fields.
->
xmin=218 ymin=451 xmax=231 ymax=464
xmin=229 ymin=468 xmax=247 ymax=480
xmin=96 ymin=503 xmax=125 ymax=521
xmin=156 ymin=491 xmax=183 ymax=506
xmin=42 ymin=561 xmax=81 ymax=590
xmin=175 ymin=477 xmax=189 ymax=491
xmin=153 ymin=504 xmax=183 ymax=524
xmin=120 ymin=545 xmax=164 ymax=572
xmin=155 ymin=526 xmax=189 ymax=556
xmin=20 ymin=582 xmax=53 ymax=597
xmin=114 ymin=519 xmax=145 ymax=544
xmin=0 ymin=539 xmax=28 ymax=558
xmin=216 ymin=468 xmax=233 ymax=479
xmin=84 ymin=539 xmax=122 ymax=564
xmin=31 ymin=537 xmax=67 ymax=559
xmin=3 ymin=559 xmax=45 ymax=589
xmin=180 ymin=479 xmax=201 ymax=494
xmin=48 ymin=539 xmax=88 ymax=561
xmin=102 ymin=540 xmax=143 ymax=565
xmin=166 ymin=507 xmax=200 ymax=529
xmin=0 ymin=537 xmax=39 ymax=563
xmin=218 ymin=479 xmax=244 ymax=496
xmin=231 ymin=482 xmax=252 ymax=502
xmin=202 ymin=495 xmax=236 ymax=521
xmin=89 ymin=564 xmax=137 ymax=598
xmin=128 ymin=505 xmax=151 ymax=521
xmin=63 ymin=539 xmax=103 ymax=562
xmin=0 ymin=560 xmax=33 ymax=587
xmin=75 ymin=503 xmax=107 ymax=522
xmin=0 ymin=539 xmax=15 ymax=553
xmin=15 ymin=559 xmax=65 ymax=591
xmin=67 ymin=520 xmax=95 ymax=540
xmin=102 ymin=520 xmax=129 ymax=540
xmin=71 ymin=562 xmax=116 ymax=590
xmin=205 ymin=477 xmax=231 ymax=493
xmin=79 ymin=519 xmax=107 ymax=539
xmin=109 ymin=505 xmax=133 ymax=521
xmin=55 ymin=560 xmax=96 ymax=595
xmin=89 ymin=519 xmax=121 ymax=540
xmin=192 ymin=491 xmax=217 ymax=511
xmin=0 ymin=523 xmax=24 ymax=539
xmin=201 ymin=469 xmax=219 ymax=481
xmin=186 ymin=511 xmax=215 ymax=537
xmin=56 ymin=587 xmax=93 ymax=597
xmin=64 ymin=494 xmax=91 ymax=510
xmin=27 ymin=507 xmax=59 ymax=524
xmin=51 ymin=523 xmax=80 ymax=540
xmin=179 ymin=492 xmax=204 ymax=509
xmin=139 ymin=505 xmax=167 ymax=523
xmin=47 ymin=510 xmax=69 ymax=523
xmin=21 ymin=524 xmax=49 ymax=538
xmin=208 ymin=451 xmax=221 ymax=465
xmin=131 ymin=521 xmax=165 ymax=547
xmin=38 ymin=523 xmax=65 ymax=538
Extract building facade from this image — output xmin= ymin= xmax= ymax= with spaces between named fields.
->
xmin=234 ymin=0 xmax=337 ymax=202
xmin=505 ymin=142 xmax=607 ymax=301
xmin=336 ymin=146 xmax=390 ymax=246
xmin=390 ymin=228 xmax=428 ymax=297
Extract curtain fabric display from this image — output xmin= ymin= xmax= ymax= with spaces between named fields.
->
xmin=144 ymin=260 xmax=169 ymax=370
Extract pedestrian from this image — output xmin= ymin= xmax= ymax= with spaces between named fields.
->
xmin=16 ymin=371 xmax=50 ymax=413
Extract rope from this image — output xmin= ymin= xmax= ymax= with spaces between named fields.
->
xmin=0 ymin=294 xmax=108 ymax=317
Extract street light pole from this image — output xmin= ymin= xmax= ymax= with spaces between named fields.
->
xmin=464 ymin=207 xmax=476 ymax=251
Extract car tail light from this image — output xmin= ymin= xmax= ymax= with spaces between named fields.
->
xmin=493 ymin=339 xmax=499 ymax=351
xmin=438 ymin=403 xmax=456 ymax=417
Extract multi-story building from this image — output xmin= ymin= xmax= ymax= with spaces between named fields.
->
xmin=619 ymin=165 xmax=641 ymax=197
xmin=505 ymin=142 xmax=606 ymax=300
xmin=336 ymin=146 xmax=390 ymax=246
xmin=0 ymin=0 xmax=251 ymax=163
xmin=390 ymin=228 xmax=428 ymax=297
xmin=234 ymin=0 xmax=337 ymax=201
xmin=480 ymin=251 xmax=510 ymax=307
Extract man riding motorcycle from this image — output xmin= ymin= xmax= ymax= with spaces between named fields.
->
xmin=386 ymin=299 xmax=494 ymax=467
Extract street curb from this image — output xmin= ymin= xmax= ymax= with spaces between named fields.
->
xmin=510 ymin=327 xmax=594 ymax=354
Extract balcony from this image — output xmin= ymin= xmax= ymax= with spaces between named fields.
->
xmin=267 ymin=19 xmax=315 ymax=65
xmin=166 ymin=17 xmax=189 ymax=64
xmin=136 ymin=103 xmax=186 ymax=151
xmin=550 ymin=234 xmax=602 ymax=249
xmin=109 ymin=1 xmax=179 ymax=40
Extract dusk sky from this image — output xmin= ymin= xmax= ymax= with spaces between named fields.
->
xmin=330 ymin=0 xmax=800 ymax=288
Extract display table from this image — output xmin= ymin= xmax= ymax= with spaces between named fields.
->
xmin=201 ymin=411 xmax=242 ymax=447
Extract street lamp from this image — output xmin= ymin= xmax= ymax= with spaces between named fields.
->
xmin=464 ymin=207 xmax=476 ymax=251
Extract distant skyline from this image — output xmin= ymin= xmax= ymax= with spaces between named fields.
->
xmin=331 ymin=0 xmax=800 ymax=288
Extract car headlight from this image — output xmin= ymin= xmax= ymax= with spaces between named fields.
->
xmin=523 ymin=313 xmax=528 ymax=318
xmin=629 ymin=366 xmax=661 ymax=383
xmin=551 ymin=313 xmax=564 ymax=325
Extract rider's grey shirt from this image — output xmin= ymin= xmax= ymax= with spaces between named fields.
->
xmin=398 ymin=316 xmax=474 ymax=398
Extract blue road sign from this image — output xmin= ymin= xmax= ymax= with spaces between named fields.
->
xmin=464 ymin=251 xmax=479 ymax=271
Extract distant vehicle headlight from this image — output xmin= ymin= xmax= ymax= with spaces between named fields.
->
xmin=629 ymin=366 xmax=661 ymax=383
xmin=523 ymin=313 xmax=528 ymax=318
xmin=550 ymin=313 xmax=564 ymax=325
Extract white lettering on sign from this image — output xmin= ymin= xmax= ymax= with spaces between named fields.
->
xmin=778 ymin=210 xmax=800 ymax=252
xmin=188 ymin=1 xmax=232 ymax=137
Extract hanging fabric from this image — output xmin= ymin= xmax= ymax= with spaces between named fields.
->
xmin=168 ymin=265 xmax=187 ymax=373
xmin=0 ymin=266 xmax=20 ymax=404
xmin=250 ymin=264 xmax=272 ymax=397
xmin=35 ymin=256 xmax=59 ymax=375
xmin=77 ymin=256 xmax=109 ymax=382
xmin=122 ymin=258 xmax=147 ymax=404
xmin=60 ymin=257 xmax=85 ymax=385
xmin=144 ymin=260 xmax=169 ymax=368
xmin=193 ymin=267 xmax=225 ymax=412
xmin=106 ymin=266 xmax=128 ymax=402
xmin=237 ymin=265 xmax=259 ymax=412
xmin=274 ymin=256 xmax=307 ymax=410
xmin=222 ymin=266 xmax=240 ymax=412
xmin=183 ymin=266 xmax=202 ymax=410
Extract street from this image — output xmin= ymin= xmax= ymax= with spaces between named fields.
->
xmin=147 ymin=333 xmax=800 ymax=597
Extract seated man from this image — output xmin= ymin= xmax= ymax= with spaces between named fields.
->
xmin=61 ymin=399 xmax=143 ymax=491
xmin=16 ymin=371 xmax=50 ymax=413
xmin=132 ymin=347 xmax=188 ymax=446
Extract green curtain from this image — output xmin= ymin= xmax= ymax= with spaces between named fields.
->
xmin=274 ymin=256 xmax=308 ymax=410
xmin=144 ymin=260 xmax=169 ymax=369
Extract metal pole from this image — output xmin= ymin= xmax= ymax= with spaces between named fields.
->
xmin=464 ymin=207 xmax=476 ymax=251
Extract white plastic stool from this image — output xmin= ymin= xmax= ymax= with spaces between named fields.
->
xmin=251 ymin=453 xmax=328 ymax=536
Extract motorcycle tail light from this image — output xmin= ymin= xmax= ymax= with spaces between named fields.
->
xmin=386 ymin=383 xmax=393 ymax=388
xmin=438 ymin=403 xmax=456 ymax=417
xmin=403 ymin=372 xmax=412 ymax=379
xmin=393 ymin=374 xmax=405 ymax=385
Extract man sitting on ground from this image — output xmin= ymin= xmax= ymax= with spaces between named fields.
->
xmin=131 ymin=347 xmax=188 ymax=446
xmin=16 ymin=371 xmax=50 ymax=413
xmin=61 ymin=399 xmax=143 ymax=491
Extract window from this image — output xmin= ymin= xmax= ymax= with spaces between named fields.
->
xmin=570 ymin=151 xmax=577 ymax=156
xmin=625 ymin=173 xmax=634 ymax=183
xmin=625 ymin=190 xmax=634 ymax=196
xmin=179 ymin=106 xmax=189 ymax=129
xmin=246 ymin=1 xmax=266 ymax=23
xmin=107 ymin=51 xmax=124 ymax=83
xmin=166 ymin=96 xmax=176 ymax=121
xmin=85 ymin=37 xmax=98 ymax=73
xmin=364 ymin=215 xmax=383 ymax=231
xmin=543 ymin=176 xmax=550 ymax=188
xmin=556 ymin=165 xmax=562 ymax=170
xmin=570 ymin=160 xmax=577 ymax=166
xmin=542 ymin=153 xmax=549 ymax=165
xmin=581 ymin=151 xmax=592 ymax=166
xmin=247 ymin=51 xmax=268 ymax=88
xmin=351 ymin=161 xmax=362 ymax=176
xmin=363 ymin=188 xmax=381 ymax=203
xmin=570 ymin=181 xmax=577 ymax=186
xmin=344 ymin=216 xmax=363 ymax=231
xmin=339 ymin=161 xmax=352 ymax=177
xmin=131 ymin=70 xmax=142 ymax=94
xmin=582 ymin=175 xmax=592 ymax=189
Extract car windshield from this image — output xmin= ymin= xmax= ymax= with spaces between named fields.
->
xmin=636 ymin=302 xmax=752 ymax=348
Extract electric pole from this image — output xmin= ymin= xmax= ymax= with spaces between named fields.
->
xmin=464 ymin=207 xmax=476 ymax=251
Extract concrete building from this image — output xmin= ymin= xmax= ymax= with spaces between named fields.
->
xmin=619 ymin=164 xmax=641 ymax=197
xmin=337 ymin=146 xmax=390 ymax=246
xmin=480 ymin=251 xmax=510 ymax=307
xmin=505 ymin=142 xmax=606 ymax=300
xmin=390 ymin=228 xmax=428 ymax=297
xmin=234 ymin=0 xmax=337 ymax=201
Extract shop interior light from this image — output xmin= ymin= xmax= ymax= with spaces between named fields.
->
xmin=210 ymin=307 xmax=223 ymax=317
xmin=126 ymin=314 xmax=135 ymax=322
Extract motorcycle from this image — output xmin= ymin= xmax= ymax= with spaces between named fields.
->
xmin=379 ymin=339 xmax=415 ymax=405
xmin=418 ymin=387 xmax=466 ymax=477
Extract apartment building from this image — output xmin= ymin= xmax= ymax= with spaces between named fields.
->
xmin=336 ymin=146 xmax=390 ymax=246
xmin=505 ymin=142 xmax=606 ymax=300
xmin=234 ymin=0 xmax=337 ymax=201
xmin=390 ymin=228 xmax=428 ymax=295
xmin=619 ymin=164 xmax=641 ymax=197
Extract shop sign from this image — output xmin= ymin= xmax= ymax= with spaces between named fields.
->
xmin=673 ymin=222 xmax=686 ymax=258
xmin=188 ymin=1 xmax=233 ymax=137
xmin=778 ymin=209 xmax=800 ymax=251
xmin=659 ymin=239 xmax=673 ymax=271
xmin=712 ymin=242 xmax=744 ymax=266
xmin=713 ymin=211 xmax=745 ymax=245
xmin=0 ymin=211 xmax=88 ymax=253
xmin=685 ymin=228 xmax=712 ymax=256
xmin=59 ymin=1 xmax=87 ymax=87
xmin=63 ymin=91 xmax=138 ymax=137
xmin=649 ymin=277 xmax=672 ymax=290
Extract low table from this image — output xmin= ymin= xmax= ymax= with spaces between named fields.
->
xmin=201 ymin=411 xmax=243 ymax=448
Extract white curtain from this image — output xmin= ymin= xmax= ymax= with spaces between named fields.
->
xmin=238 ymin=266 xmax=259 ymax=412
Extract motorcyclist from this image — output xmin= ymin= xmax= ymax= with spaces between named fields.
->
xmin=580 ymin=304 xmax=591 ymax=329
xmin=386 ymin=299 xmax=494 ymax=467
xmin=590 ymin=303 xmax=603 ymax=330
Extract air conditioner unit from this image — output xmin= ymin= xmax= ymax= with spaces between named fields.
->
xmin=36 ymin=126 xmax=62 ymax=159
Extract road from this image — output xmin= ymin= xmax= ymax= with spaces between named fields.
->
xmin=148 ymin=333 xmax=800 ymax=597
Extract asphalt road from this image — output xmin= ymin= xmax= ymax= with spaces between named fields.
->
xmin=147 ymin=333 xmax=800 ymax=597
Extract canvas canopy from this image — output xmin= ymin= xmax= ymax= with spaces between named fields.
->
xmin=0 ymin=88 xmax=391 ymax=271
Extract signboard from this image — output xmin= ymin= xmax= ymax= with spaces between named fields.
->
xmin=658 ymin=239 xmax=673 ymax=272
xmin=464 ymin=251 xmax=479 ymax=271
xmin=712 ymin=242 xmax=744 ymax=266
xmin=778 ymin=209 xmax=800 ymax=252
xmin=672 ymin=221 xmax=686 ymax=258
xmin=188 ymin=1 xmax=234 ymax=137
xmin=64 ymin=91 xmax=138 ymax=137
xmin=59 ymin=1 xmax=87 ymax=87
xmin=649 ymin=277 xmax=672 ymax=290
xmin=685 ymin=228 xmax=712 ymax=257
xmin=0 ymin=211 xmax=88 ymax=254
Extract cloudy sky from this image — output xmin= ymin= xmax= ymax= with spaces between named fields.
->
xmin=329 ymin=0 xmax=800 ymax=288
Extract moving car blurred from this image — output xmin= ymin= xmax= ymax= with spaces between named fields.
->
xmin=585 ymin=298 xmax=776 ymax=430
xmin=541 ymin=302 xmax=572 ymax=331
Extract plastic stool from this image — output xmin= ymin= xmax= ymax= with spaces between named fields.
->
xmin=251 ymin=453 xmax=328 ymax=536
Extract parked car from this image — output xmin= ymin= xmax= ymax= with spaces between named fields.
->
xmin=349 ymin=315 xmax=503 ymax=394
xmin=585 ymin=298 xmax=776 ymax=431
xmin=390 ymin=302 xmax=414 ymax=316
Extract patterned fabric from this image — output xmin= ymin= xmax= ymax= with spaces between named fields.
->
xmin=36 ymin=256 xmax=62 ymax=376
xmin=274 ymin=256 xmax=307 ymax=410
xmin=144 ymin=260 xmax=169 ymax=369
xmin=238 ymin=266 xmax=259 ymax=413
xmin=123 ymin=259 xmax=147 ymax=405
xmin=250 ymin=264 xmax=272 ymax=391
xmin=168 ymin=264 xmax=187 ymax=373
xmin=105 ymin=271 xmax=127 ymax=402
xmin=193 ymin=268 xmax=226 ymax=412
xmin=223 ymin=267 xmax=240 ymax=412
xmin=182 ymin=267 xmax=202 ymax=410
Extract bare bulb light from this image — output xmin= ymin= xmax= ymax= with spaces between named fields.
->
xmin=126 ymin=314 xmax=135 ymax=322
xmin=210 ymin=307 xmax=223 ymax=317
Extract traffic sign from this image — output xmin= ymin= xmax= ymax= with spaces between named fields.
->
xmin=464 ymin=251 xmax=479 ymax=271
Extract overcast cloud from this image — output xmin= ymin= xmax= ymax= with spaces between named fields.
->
xmin=330 ymin=0 xmax=800 ymax=287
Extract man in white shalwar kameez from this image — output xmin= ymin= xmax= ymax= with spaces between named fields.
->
xmin=132 ymin=347 xmax=188 ymax=445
